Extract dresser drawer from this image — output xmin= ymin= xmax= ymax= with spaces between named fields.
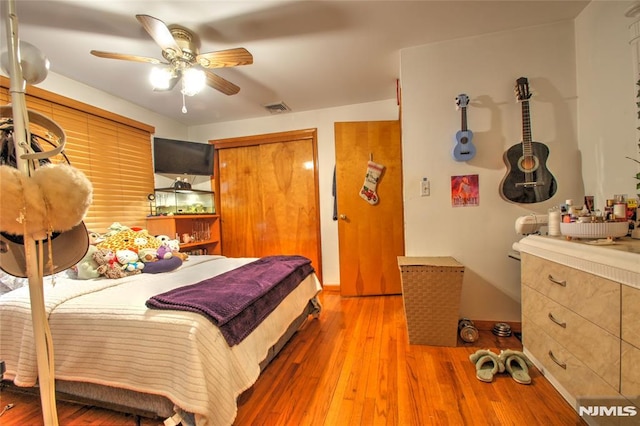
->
xmin=521 ymin=254 xmax=620 ymax=336
xmin=522 ymin=285 xmax=620 ymax=389
xmin=622 ymin=285 xmax=640 ymax=349
xmin=523 ymin=316 xmax=620 ymax=398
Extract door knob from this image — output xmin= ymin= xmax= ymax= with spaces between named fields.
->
xmin=339 ymin=214 xmax=347 ymax=220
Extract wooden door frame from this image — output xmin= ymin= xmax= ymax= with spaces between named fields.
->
xmin=209 ymin=128 xmax=323 ymax=280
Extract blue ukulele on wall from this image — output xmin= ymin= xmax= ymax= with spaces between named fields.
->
xmin=453 ymin=94 xmax=476 ymax=161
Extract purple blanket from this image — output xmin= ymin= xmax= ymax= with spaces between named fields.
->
xmin=146 ymin=255 xmax=314 ymax=345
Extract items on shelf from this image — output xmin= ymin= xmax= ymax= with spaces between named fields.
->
xmin=558 ymin=195 xmax=636 ymax=224
xmin=178 ymin=219 xmax=211 ymax=244
xmin=173 ymin=177 xmax=192 ymax=190
xmin=152 ymin=187 xmax=215 ymax=216
xmin=550 ymin=194 xmax=638 ymax=238
xmin=146 ymin=214 xmax=221 ymax=255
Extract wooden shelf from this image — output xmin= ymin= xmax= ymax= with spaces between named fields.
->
xmin=146 ymin=214 xmax=221 ymax=255
xmin=180 ymin=239 xmax=219 ymax=250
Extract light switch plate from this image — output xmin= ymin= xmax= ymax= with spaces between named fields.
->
xmin=421 ymin=178 xmax=430 ymax=196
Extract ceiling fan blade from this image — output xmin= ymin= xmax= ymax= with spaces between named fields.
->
xmin=197 ymin=48 xmax=253 ymax=69
xmin=90 ymin=50 xmax=163 ymax=64
xmin=205 ymin=71 xmax=240 ymax=95
xmin=135 ymin=14 xmax=182 ymax=58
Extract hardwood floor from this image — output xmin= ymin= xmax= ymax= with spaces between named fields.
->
xmin=0 ymin=291 xmax=585 ymax=425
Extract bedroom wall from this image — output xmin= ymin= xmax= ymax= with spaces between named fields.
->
xmin=400 ymin=20 xmax=582 ymax=322
xmin=190 ymin=18 xmax=587 ymax=324
xmin=575 ymin=0 xmax=639 ymax=203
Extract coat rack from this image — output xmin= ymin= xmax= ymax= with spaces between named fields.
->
xmin=2 ymin=1 xmax=58 ymax=424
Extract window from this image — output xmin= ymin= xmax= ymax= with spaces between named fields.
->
xmin=1 ymin=76 xmax=155 ymax=232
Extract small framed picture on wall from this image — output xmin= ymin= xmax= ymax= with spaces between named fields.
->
xmin=451 ymin=174 xmax=479 ymax=207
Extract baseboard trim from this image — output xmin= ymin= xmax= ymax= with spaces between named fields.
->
xmin=322 ymin=284 xmax=340 ymax=293
xmin=473 ymin=320 xmax=522 ymax=333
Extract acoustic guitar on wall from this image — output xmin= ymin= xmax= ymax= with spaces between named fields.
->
xmin=499 ymin=77 xmax=557 ymax=204
xmin=452 ymin=94 xmax=476 ymax=161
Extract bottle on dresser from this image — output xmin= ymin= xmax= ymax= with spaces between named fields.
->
xmin=612 ymin=194 xmax=627 ymax=222
xmin=562 ymin=199 xmax=573 ymax=223
xmin=548 ymin=206 xmax=561 ymax=236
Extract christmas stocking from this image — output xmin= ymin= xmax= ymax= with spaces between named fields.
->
xmin=359 ymin=160 xmax=385 ymax=205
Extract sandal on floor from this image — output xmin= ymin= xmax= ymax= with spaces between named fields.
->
xmin=469 ymin=349 xmax=504 ymax=383
xmin=498 ymin=350 xmax=532 ymax=385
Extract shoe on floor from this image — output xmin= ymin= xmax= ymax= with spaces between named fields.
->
xmin=498 ymin=349 xmax=532 ymax=385
xmin=469 ymin=349 xmax=504 ymax=383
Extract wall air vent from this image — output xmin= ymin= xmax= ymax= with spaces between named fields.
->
xmin=263 ymin=102 xmax=291 ymax=114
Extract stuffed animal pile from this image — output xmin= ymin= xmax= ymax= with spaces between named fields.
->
xmin=70 ymin=223 xmax=188 ymax=279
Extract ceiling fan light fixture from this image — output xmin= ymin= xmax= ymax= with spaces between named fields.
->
xmin=91 ymin=13 xmax=251 ymax=104
xmin=181 ymin=67 xmax=206 ymax=96
xmin=149 ymin=67 xmax=173 ymax=90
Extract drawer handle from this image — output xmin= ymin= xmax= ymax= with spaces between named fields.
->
xmin=548 ymin=350 xmax=567 ymax=369
xmin=547 ymin=274 xmax=566 ymax=287
xmin=548 ymin=312 xmax=566 ymax=328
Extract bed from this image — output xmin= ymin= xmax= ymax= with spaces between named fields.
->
xmin=0 ymin=254 xmax=322 ymax=426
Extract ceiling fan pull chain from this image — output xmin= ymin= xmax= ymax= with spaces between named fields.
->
xmin=181 ymin=92 xmax=187 ymax=114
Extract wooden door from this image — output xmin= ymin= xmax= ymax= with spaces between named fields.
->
xmin=335 ymin=121 xmax=404 ymax=296
xmin=212 ymin=129 xmax=322 ymax=282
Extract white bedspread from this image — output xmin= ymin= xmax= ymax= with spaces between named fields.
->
xmin=0 ymin=255 xmax=322 ymax=426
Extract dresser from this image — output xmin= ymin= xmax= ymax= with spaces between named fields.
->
xmin=515 ymin=235 xmax=640 ymax=416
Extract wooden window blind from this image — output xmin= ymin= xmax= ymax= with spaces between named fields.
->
xmin=1 ymin=76 xmax=155 ymax=233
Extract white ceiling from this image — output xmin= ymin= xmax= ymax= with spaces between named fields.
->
xmin=2 ymin=0 xmax=589 ymax=126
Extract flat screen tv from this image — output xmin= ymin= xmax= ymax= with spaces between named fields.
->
xmin=153 ymin=137 xmax=214 ymax=176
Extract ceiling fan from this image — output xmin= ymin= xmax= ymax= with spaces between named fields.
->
xmin=90 ymin=14 xmax=253 ymax=98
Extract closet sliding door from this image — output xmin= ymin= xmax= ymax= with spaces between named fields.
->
xmin=212 ymin=129 xmax=322 ymax=283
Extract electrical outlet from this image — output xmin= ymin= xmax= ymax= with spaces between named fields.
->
xmin=421 ymin=178 xmax=430 ymax=196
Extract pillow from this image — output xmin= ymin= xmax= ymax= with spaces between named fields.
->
xmin=141 ymin=256 xmax=182 ymax=274
xmin=0 ymin=270 xmax=68 ymax=295
xmin=0 ymin=270 xmax=29 ymax=295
